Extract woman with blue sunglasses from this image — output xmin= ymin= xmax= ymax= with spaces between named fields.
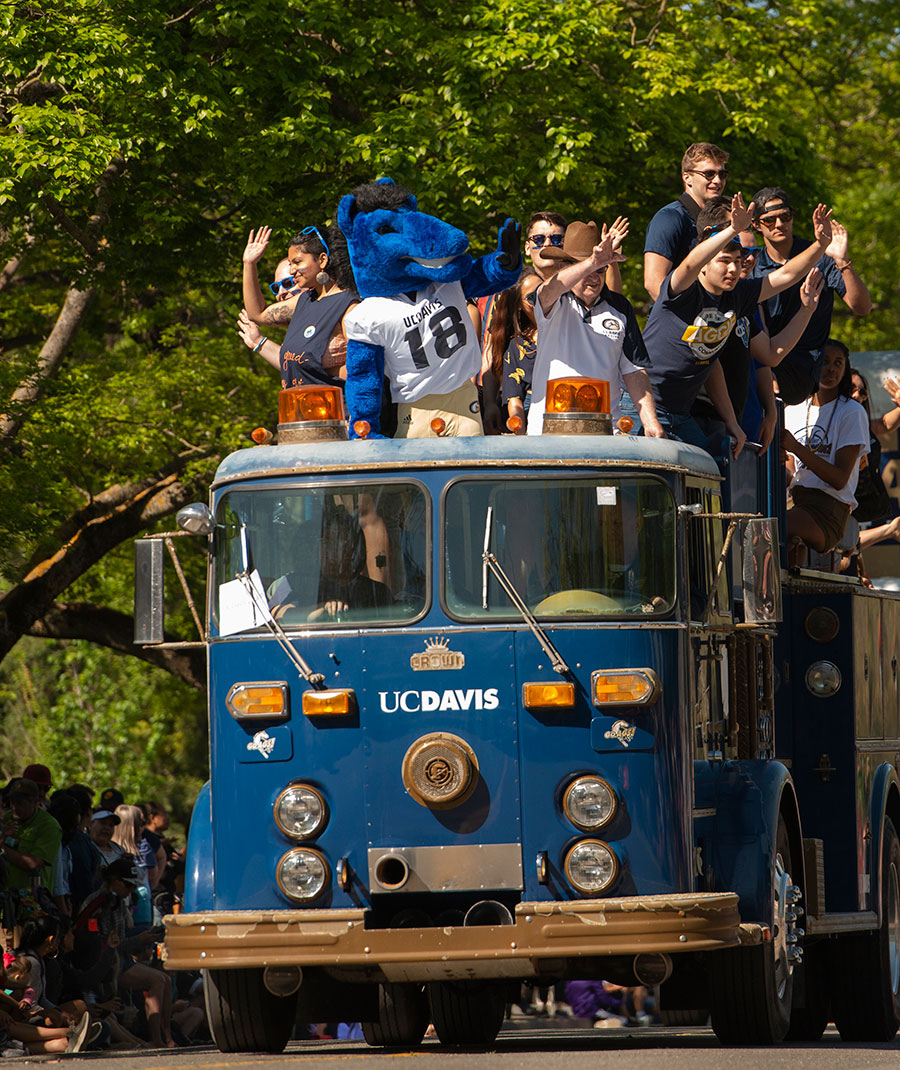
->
xmin=241 ymin=224 xmax=358 ymax=391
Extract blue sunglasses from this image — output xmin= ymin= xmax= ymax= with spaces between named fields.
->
xmin=298 ymin=225 xmax=330 ymax=258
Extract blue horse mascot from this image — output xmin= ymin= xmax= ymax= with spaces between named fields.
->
xmin=335 ymin=178 xmax=521 ymax=437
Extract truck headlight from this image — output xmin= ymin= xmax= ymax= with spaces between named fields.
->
xmin=805 ymin=660 xmax=841 ymax=697
xmin=274 ymin=783 xmax=328 ymax=840
xmin=564 ymin=840 xmax=618 ymax=894
xmin=277 ymin=848 xmax=329 ymax=902
xmin=563 ymin=776 xmax=617 ymax=831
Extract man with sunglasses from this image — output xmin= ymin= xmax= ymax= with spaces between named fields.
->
xmin=643 ymin=142 xmax=730 ymax=302
xmin=751 ymin=187 xmax=871 ymax=404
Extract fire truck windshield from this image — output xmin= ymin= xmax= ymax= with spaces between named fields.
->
xmin=213 ymin=481 xmax=428 ymax=630
xmin=444 ymin=476 xmax=676 ymax=619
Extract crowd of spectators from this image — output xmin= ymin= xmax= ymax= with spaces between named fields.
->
xmin=239 ymin=141 xmax=898 ymax=574
xmin=0 ymin=766 xmax=205 ymax=1054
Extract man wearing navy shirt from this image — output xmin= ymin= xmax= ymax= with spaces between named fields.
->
xmin=750 ymin=186 xmax=871 ymax=405
xmin=643 ymin=142 xmax=729 ymax=302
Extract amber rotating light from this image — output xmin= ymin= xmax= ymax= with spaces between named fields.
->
xmin=542 ymin=377 xmax=612 ymax=436
xmin=277 ymin=386 xmax=348 ymax=443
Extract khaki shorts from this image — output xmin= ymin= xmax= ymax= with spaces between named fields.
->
xmin=395 ymin=381 xmax=483 ymax=438
xmin=788 ymin=485 xmax=851 ymax=553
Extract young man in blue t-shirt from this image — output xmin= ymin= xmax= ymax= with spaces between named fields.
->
xmin=643 ymin=142 xmax=729 ymax=302
xmin=633 ymin=193 xmax=835 ymax=457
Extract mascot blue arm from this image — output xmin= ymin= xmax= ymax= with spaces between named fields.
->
xmin=345 ymin=340 xmax=386 ymax=437
xmin=337 ymin=178 xmax=521 ymax=438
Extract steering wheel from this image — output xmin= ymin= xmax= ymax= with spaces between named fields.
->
xmin=533 ymin=589 xmax=624 ymax=615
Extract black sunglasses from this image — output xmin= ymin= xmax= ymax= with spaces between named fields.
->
xmin=268 ymin=277 xmax=296 ymax=296
xmin=527 ymin=234 xmax=564 ymax=248
xmin=690 ymin=168 xmax=728 ymax=181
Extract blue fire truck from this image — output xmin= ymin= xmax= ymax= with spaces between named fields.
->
xmin=136 ymin=381 xmax=900 ymax=1050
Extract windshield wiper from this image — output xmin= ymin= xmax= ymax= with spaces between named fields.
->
xmin=235 ymin=516 xmax=325 ymax=687
xmin=481 ymin=508 xmax=571 ymax=677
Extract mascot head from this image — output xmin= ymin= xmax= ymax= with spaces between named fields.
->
xmin=336 ymin=178 xmax=474 ymax=299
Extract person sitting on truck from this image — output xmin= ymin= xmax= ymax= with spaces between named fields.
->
xmin=782 ymin=339 xmax=870 ymax=567
xmin=629 ymin=194 xmax=836 ymax=456
xmin=526 ymin=219 xmax=665 ymax=437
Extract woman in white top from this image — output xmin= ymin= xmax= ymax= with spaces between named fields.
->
xmin=781 ymin=339 xmax=870 ymax=566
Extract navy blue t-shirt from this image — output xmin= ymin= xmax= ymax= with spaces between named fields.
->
xmin=644 ymin=199 xmax=698 ymax=268
xmin=751 ymin=237 xmax=845 ymax=362
xmin=280 ymin=289 xmax=357 ymax=390
xmin=643 ymin=273 xmax=765 ymax=415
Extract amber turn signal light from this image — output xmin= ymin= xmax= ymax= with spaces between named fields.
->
xmin=616 ymin=416 xmax=634 ymax=434
xmin=592 ymin=669 xmax=660 ymax=707
xmin=507 ymin=415 xmax=523 ymax=433
xmin=251 ymin=427 xmax=273 ymax=445
xmin=278 ymin=386 xmax=345 ymax=424
xmin=522 ymin=682 xmax=576 ymax=709
xmin=226 ymin=683 xmax=288 ymax=719
xmin=430 ymin=417 xmax=446 ymax=435
xmin=353 ymin=420 xmax=372 ymax=439
xmin=546 ymin=377 xmax=610 ymax=415
xmin=302 ymin=689 xmax=357 ymax=717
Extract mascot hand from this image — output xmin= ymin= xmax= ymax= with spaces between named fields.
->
xmin=496 ymin=218 xmax=522 ymax=271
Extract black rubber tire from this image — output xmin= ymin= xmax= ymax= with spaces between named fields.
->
xmin=832 ymin=816 xmax=900 ymax=1041
xmin=426 ymin=980 xmax=506 ymax=1046
xmin=786 ymin=940 xmax=831 ymax=1041
xmin=659 ymin=1008 xmax=709 ymax=1026
xmin=361 ymin=983 xmax=429 ymax=1047
xmin=203 ymin=967 xmax=296 ymax=1053
xmin=709 ymin=816 xmax=794 ymax=1045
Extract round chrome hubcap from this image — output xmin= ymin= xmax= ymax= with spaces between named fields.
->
xmin=773 ymin=851 xmax=803 ymax=999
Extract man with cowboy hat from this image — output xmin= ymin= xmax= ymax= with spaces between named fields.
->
xmin=526 ymin=219 xmax=664 ymax=437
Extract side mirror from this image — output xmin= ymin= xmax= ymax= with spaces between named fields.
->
xmin=742 ymin=518 xmax=783 ymax=624
xmin=177 ymin=503 xmax=215 ymax=536
xmin=134 ymin=539 xmax=165 ymax=644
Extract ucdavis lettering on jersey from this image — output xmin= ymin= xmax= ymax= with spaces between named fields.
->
xmin=403 ymin=299 xmax=445 ymax=329
xmin=379 ymin=688 xmax=500 ymax=713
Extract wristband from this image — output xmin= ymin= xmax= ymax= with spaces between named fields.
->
xmin=252 ymin=336 xmax=268 ymax=353
xmin=838 ymin=260 xmax=853 ymax=271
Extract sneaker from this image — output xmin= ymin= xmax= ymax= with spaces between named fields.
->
xmin=67 ymin=1011 xmax=92 ymax=1053
xmin=593 ymin=1017 xmax=625 ymax=1029
xmin=86 ymin=1022 xmax=105 ymax=1046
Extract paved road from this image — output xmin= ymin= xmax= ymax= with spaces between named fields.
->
xmin=6 ymin=1022 xmax=899 ymax=1069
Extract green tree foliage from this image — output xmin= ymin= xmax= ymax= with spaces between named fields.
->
xmin=1 ymin=0 xmax=898 ymax=795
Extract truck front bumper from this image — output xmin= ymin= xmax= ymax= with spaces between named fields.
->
xmin=164 ymin=892 xmax=749 ymax=981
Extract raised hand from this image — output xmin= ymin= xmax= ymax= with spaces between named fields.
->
xmin=237 ymin=309 xmax=263 ymax=350
xmin=883 ymin=376 xmax=900 ymax=408
xmin=591 ymin=233 xmax=626 ymax=269
xmin=729 ymin=193 xmax=753 ymax=234
xmin=243 ymin=226 xmax=272 ymax=264
xmin=824 ymin=219 xmax=849 ymax=262
xmin=799 ymin=267 xmax=824 ymax=308
xmin=812 ymin=203 xmax=834 ymax=247
xmin=601 ymin=216 xmax=630 ymax=252
xmin=496 ymin=218 xmax=522 ymax=270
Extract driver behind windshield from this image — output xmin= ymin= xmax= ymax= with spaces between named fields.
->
xmin=268 ymin=504 xmax=393 ymax=622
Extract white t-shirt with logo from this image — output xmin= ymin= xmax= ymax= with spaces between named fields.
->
xmin=783 ymin=395 xmax=869 ymax=507
xmin=343 ymin=281 xmax=481 ymax=403
xmin=526 ymin=289 xmax=649 ymax=434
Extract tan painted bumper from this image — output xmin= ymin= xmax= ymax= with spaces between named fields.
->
xmin=164 ymin=892 xmax=745 ymax=980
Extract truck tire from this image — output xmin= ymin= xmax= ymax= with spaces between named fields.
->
xmin=362 ymin=983 xmax=429 ymax=1047
xmin=832 ymin=816 xmax=900 ymax=1041
xmin=426 ymin=980 xmax=505 ymax=1046
xmin=786 ymin=941 xmax=830 ymax=1041
xmin=709 ymin=816 xmax=797 ymax=1045
xmin=660 ymin=1009 xmax=709 ymax=1026
xmin=203 ymin=967 xmax=296 ymax=1053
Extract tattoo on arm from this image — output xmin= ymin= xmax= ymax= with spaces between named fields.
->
xmin=261 ymin=302 xmax=295 ymax=326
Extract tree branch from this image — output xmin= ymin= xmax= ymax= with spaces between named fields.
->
xmin=0 ymin=284 xmax=95 ymax=450
xmin=0 ymin=463 xmax=215 ymax=665
xmin=27 ymin=603 xmax=206 ymax=690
